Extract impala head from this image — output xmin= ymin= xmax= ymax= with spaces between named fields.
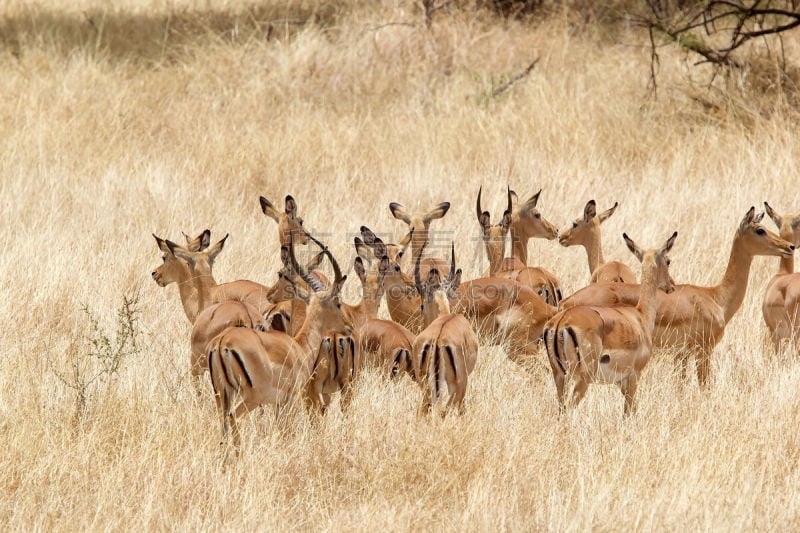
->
xmin=353 ymin=254 xmax=389 ymax=304
xmin=559 ymin=199 xmax=619 ymax=247
xmin=288 ymin=232 xmax=352 ymax=335
xmin=737 ymin=206 xmax=795 ymax=258
xmin=359 ymin=225 xmax=411 ymax=266
xmin=623 ymin=231 xmax=678 ymax=293
xmin=389 ymin=200 xmax=450 ymax=257
xmin=509 ymin=188 xmax=558 ymax=240
xmin=260 ymin=194 xmax=309 ymax=247
xmin=764 ymin=201 xmax=800 ymax=248
xmin=263 ymin=245 xmax=313 ymax=304
xmin=165 ymin=234 xmax=228 ymax=279
xmin=151 ymin=229 xmax=210 ymax=287
xmin=477 ymin=186 xmax=513 ymax=270
xmin=415 ymin=241 xmax=460 ymax=326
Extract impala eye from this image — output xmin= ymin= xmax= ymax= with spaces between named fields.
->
xmin=756 ymin=228 xmax=766 ymax=236
xmin=534 ymin=213 xmax=541 ymax=219
xmin=572 ymin=222 xmax=578 ymax=229
xmin=666 ymin=258 xmax=671 ymax=266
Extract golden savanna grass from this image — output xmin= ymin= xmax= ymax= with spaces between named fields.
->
xmin=2 ymin=0 xmax=800 ymax=529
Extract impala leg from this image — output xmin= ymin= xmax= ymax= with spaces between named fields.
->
xmin=696 ymin=350 xmax=712 ymax=388
xmin=570 ymin=378 xmax=589 ymax=410
xmin=619 ymin=374 xmax=639 ymax=416
xmin=418 ymin=386 xmax=433 ymax=416
xmin=444 ymin=381 xmax=467 ymax=416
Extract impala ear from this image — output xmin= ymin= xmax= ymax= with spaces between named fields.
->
xmin=306 ymin=250 xmax=325 ymax=272
xmin=206 ymin=234 xmax=229 ymax=264
xmin=740 ymin=206 xmax=756 ymax=230
xmin=622 ymin=233 xmax=644 ymax=262
xmin=154 ymin=234 xmax=170 ymax=254
xmin=198 ymin=229 xmax=211 ymax=250
xmin=450 ymin=268 xmax=462 ymax=293
xmin=285 ymin=195 xmax=298 ymax=219
xmin=378 ymin=255 xmax=390 ymax=276
xmin=583 ymin=200 xmax=597 ymax=222
xmin=423 ymin=202 xmax=450 ymax=222
xmin=479 ymin=211 xmax=492 ymax=233
xmin=764 ymin=201 xmax=782 ymax=228
xmin=166 ymin=239 xmax=194 ymax=265
xmin=598 ymin=202 xmax=619 ymax=223
xmin=354 ymin=257 xmax=367 ymax=284
xmin=501 ymin=211 xmax=512 ymax=231
xmin=662 ymin=231 xmax=678 ymax=254
xmin=523 ymin=189 xmax=542 ymax=211
xmin=354 ymin=237 xmax=372 ymax=264
xmin=260 ymin=196 xmax=280 ymax=222
xmin=389 ymin=202 xmax=411 ymax=224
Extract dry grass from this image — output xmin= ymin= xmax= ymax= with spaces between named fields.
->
xmin=2 ymin=0 xmax=800 ymax=530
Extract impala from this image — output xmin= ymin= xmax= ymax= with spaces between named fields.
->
xmin=762 ymin=201 xmax=800 ymax=353
xmin=361 ymin=227 xmax=425 ymax=332
xmin=165 ymin=239 xmax=309 ymax=390
xmin=152 ymin=233 xmax=274 ymax=323
xmin=306 ymin=334 xmax=358 ymax=414
xmin=560 ymin=207 xmax=795 ymax=385
xmin=389 ymin=199 xmax=451 ymax=279
xmin=478 ymin=186 xmax=563 ymax=305
xmin=508 ymin=188 xmax=559 ymax=266
xmin=412 ymin=248 xmax=478 ymax=414
xmin=354 ymin=254 xmax=416 ymax=379
xmin=544 ymin=232 xmax=677 ymax=415
xmin=358 ymin=225 xmax=411 ymax=267
xmin=207 ymin=233 xmax=352 ymax=448
xmin=260 ymin=194 xmax=309 ymax=246
xmin=558 ymin=199 xmax=636 ymax=284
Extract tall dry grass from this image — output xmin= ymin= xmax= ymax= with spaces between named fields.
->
xmin=2 ymin=0 xmax=800 ymax=530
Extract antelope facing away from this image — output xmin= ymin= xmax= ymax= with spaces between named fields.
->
xmin=559 ymin=207 xmax=795 ymax=386
xmin=478 ymin=186 xmax=562 ymax=306
xmin=412 ymin=245 xmax=479 ymax=415
xmin=207 ymin=233 xmax=352 ymax=448
xmin=544 ymin=232 xmax=677 ymax=415
xmin=389 ymin=199 xmax=451 ymax=279
xmin=558 ymin=199 xmax=636 ymax=284
xmin=762 ymin=201 xmax=800 ymax=353
xmin=348 ymin=252 xmax=417 ymax=379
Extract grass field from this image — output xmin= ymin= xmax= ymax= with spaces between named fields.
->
xmin=2 ymin=0 xmax=800 ymax=530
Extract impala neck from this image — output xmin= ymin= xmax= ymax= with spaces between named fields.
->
xmin=188 ymin=272 xmax=219 ymax=317
xmin=714 ymin=232 xmax=755 ymax=324
xmin=485 ymin=239 xmax=505 ymax=275
xmin=510 ymin=227 xmax=528 ymax=265
xmin=777 ymin=254 xmax=794 ymax=276
xmin=584 ymin=232 xmax=605 ymax=277
xmin=293 ymin=299 xmax=334 ymax=380
xmin=635 ymin=255 xmax=659 ymax=334
xmin=176 ymin=279 xmax=201 ymax=323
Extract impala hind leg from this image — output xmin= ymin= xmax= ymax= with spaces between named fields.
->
xmin=569 ymin=378 xmax=589 ymax=410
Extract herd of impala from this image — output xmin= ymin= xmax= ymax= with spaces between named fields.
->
xmin=151 ymin=189 xmax=800 ymax=448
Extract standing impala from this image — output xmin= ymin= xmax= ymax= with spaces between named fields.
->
xmin=558 ymin=199 xmax=636 ymax=284
xmin=560 ymin=207 xmax=795 ymax=385
xmin=544 ymin=232 xmax=677 ymax=415
xmin=412 ymin=246 xmax=479 ymax=415
xmin=207 ymin=233 xmax=352 ymax=448
xmin=152 ymin=233 xmax=275 ymax=323
xmin=477 ymin=186 xmax=562 ymax=305
xmin=762 ymin=201 xmax=800 ymax=353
